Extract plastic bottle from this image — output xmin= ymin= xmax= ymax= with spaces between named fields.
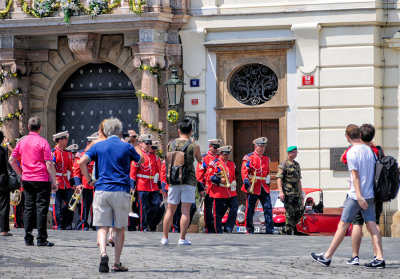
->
xmin=50 ymin=192 xmax=56 ymax=205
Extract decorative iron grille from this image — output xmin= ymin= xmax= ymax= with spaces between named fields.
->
xmin=228 ymin=63 xmax=278 ymax=106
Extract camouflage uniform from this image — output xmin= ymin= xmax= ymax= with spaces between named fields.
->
xmin=276 ymin=159 xmax=303 ymax=233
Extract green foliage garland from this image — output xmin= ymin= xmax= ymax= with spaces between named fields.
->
xmin=0 ymin=70 xmax=19 ymax=86
xmin=129 ymin=0 xmax=147 ymax=15
xmin=0 ymin=0 xmax=13 ymax=19
xmin=21 ymin=0 xmax=58 ymax=18
xmin=136 ymin=114 xmax=163 ymax=137
xmin=0 ymin=109 xmax=23 ymax=128
xmin=78 ymin=0 xmax=121 ymax=18
xmin=156 ymin=149 xmax=165 ymax=159
xmin=135 ymin=90 xmax=162 ymax=108
xmin=167 ymin=110 xmax=179 ymax=123
xmin=0 ymin=88 xmax=23 ymax=103
xmin=138 ymin=64 xmax=162 ymax=85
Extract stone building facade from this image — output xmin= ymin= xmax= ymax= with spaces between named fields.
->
xmin=180 ymin=0 xmax=400 ymax=236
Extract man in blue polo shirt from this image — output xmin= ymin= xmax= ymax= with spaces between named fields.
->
xmin=79 ymin=118 xmax=144 ymax=273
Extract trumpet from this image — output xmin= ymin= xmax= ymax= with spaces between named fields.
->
xmin=217 ymin=165 xmax=236 ymax=190
xmin=68 ymin=188 xmax=82 ymax=212
xmin=10 ymin=190 xmax=22 ymax=206
xmin=248 ymin=174 xmax=256 ymax=194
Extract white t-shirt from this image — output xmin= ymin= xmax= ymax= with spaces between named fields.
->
xmin=347 ymin=144 xmax=376 ymax=200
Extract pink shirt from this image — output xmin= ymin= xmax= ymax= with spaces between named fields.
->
xmin=11 ymin=131 xmax=52 ymax=182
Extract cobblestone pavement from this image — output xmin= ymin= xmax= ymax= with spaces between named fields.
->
xmin=0 ymin=229 xmax=399 ymax=279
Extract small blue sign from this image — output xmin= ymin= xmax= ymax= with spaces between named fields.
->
xmin=190 ymin=79 xmax=200 ymax=87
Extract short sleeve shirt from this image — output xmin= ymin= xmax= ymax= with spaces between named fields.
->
xmin=11 ymin=132 xmax=52 ymax=182
xmin=85 ymin=136 xmax=141 ymax=193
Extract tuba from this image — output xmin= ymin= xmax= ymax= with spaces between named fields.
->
xmin=10 ymin=190 xmax=22 ymax=206
xmin=248 ymin=174 xmax=256 ymax=194
xmin=68 ymin=188 xmax=82 ymax=212
xmin=217 ymin=165 xmax=233 ymax=189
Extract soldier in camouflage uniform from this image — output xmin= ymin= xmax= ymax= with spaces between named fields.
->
xmin=276 ymin=146 xmax=303 ymax=235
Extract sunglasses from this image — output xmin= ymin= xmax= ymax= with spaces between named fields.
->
xmin=144 ymin=142 xmax=152 ymax=145
xmin=211 ymin=145 xmax=220 ymax=149
xmin=221 ymin=152 xmax=230 ymax=155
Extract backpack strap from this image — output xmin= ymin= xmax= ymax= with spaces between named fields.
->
xmin=181 ymin=139 xmax=192 ymax=152
xmin=376 ymin=145 xmax=384 ymax=159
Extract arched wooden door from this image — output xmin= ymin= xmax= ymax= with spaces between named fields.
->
xmin=56 ymin=63 xmax=139 ymax=147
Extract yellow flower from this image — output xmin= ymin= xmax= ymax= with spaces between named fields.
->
xmin=7 ymin=114 xmax=11 ymax=118
xmin=153 ymin=97 xmax=158 ymax=102
xmin=15 ymin=113 xmax=20 ymax=117
xmin=148 ymin=124 xmax=153 ymax=129
xmin=4 ymin=94 xmax=8 ymax=98
xmin=143 ymin=65 xmax=149 ymax=71
xmin=12 ymin=72 xmax=17 ymax=77
xmin=141 ymin=94 xmax=145 ymax=98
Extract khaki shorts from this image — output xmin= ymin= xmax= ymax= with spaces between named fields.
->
xmin=93 ymin=191 xmax=130 ymax=229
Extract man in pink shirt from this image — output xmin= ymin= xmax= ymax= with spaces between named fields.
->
xmin=9 ymin=116 xmax=57 ymax=246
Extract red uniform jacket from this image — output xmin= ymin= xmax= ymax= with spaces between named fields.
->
xmin=160 ymin=159 xmax=169 ymax=192
xmin=52 ymin=147 xmax=73 ymax=189
xmin=196 ymin=152 xmax=219 ymax=194
xmin=130 ymin=150 xmax=159 ymax=192
xmin=207 ymin=158 xmax=237 ymax=199
xmin=241 ymin=152 xmax=270 ymax=195
xmin=73 ymin=149 xmax=94 ymax=189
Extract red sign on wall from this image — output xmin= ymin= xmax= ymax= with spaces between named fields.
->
xmin=191 ymin=99 xmax=199 ymax=105
xmin=302 ymin=75 xmax=314 ymax=86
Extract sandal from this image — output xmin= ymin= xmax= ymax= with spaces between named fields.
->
xmin=111 ymin=263 xmax=128 ymax=272
xmin=108 ymin=239 xmax=115 ymax=247
xmin=99 ymin=254 xmax=109 ymax=273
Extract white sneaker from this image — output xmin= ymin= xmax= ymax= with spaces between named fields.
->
xmin=178 ymin=239 xmax=191 ymax=245
xmin=161 ymin=238 xmax=169 ymax=245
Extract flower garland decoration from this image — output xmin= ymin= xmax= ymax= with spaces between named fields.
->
xmin=2 ymin=138 xmax=19 ymax=148
xmin=138 ymin=64 xmax=161 ymax=85
xmin=156 ymin=149 xmax=165 ymax=159
xmin=21 ymin=0 xmax=58 ymax=18
xmin=167 ymin=110 xmax=179 ymax=123
xmin=58 ymin=0 xmax=79 ymax=25
xmin=0 ymin=0 xmax=13 ymax=19
xmin=136 ymin=114 xmax=163 ymax=137
xmin=79 ymin=0 xmax=121 ymax=18
xmin=0 ymin=109 xmax=23 ymax=128
xmin=129 ymin=0 xmax=147 ymax=15
xmin=135 ymin=90 xmax=162 ymax=108
xmin=0 ymin=70 xmax=19 ymax=86
xmin=0 ymin=88 xmax=23 ymax=103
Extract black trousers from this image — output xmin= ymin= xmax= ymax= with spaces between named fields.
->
xmin=213 ymin=196 xmax=239 ymax=234
xmin=204 ymin=194 xmax=215 ymax=233
xmin=23 ymin=181 xmax=51 ymax=242
xmin=0 ymin=190 xmax=10 ymax=233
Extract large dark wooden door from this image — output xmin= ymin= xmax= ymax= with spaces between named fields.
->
xmin=57 ymin=63 xmax=139 ymax=148
xmin=233 ymin=119 xmax=279 ymax=205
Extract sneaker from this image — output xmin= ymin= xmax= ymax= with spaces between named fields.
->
xmin=364 ymin=258 xmax=385 ymax=269
xmin=178 ymin=239 xmax=191 ymax=245
xmin=161 ymin=238 xmax=169 ymax=245
xmin=99 ymin=254 xmax=109 ymax=273
xmin=347 ymin=256 xmax=360 ymax=265
xmin=311 ymin=252 xmax=331 ymax=267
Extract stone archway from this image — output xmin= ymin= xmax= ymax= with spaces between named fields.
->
xmin=29 ymin=35 xmax=142 ymax=143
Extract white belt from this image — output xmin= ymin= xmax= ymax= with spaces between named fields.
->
xmin=56 ymin=172 xmax=66 ymax=176
xmin=137 ymin=174 xmax=154 ymax=179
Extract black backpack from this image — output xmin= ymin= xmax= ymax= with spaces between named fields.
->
xmin=374 ymin=146 xmax=400 ymax=202
xmin=165 ymin=139 xmax=191 ymax=185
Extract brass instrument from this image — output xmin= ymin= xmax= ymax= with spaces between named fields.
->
xmin=248 ymin=174 xmax=256 ymax=194
xmin=10 ymin=190 xmax=21 ymax=206
xmin=129 ymin=190 xmax=140 ymax=217
xmin=68 ymin=188 xmax=82 ymax=212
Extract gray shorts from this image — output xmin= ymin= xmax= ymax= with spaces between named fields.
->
xmin=93 ymin=191 xmax=130 ymax=229
xmin=167 ymin=185 xmax=196 ymax=204
xmin=341 ymin=196 xmax=376 ymax=223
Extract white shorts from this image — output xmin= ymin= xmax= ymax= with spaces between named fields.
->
xmin=167 ymin=185 xmax=196 ymax=204
xmin=93 ymin=191 xmax=130 ymax=229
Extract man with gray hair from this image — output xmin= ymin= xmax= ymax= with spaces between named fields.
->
xmin=79 ymin=118 xmax=144 ymax=273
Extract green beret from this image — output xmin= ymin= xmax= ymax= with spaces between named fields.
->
xmin=287 ymin=146 xmax=297 ymax=152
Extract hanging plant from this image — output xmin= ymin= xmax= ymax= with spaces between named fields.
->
xmin=58 ymin=0 xmax=80 ymax=25
xmin=0 ymin=0 xmax=13 ymax=19
xmin=0 ymin=88 xmax=23 ymax=103
xmin=79 ymin=0 xmax=121 ymax=18
xmin=0 ymin=70 xmax=19 ymax=86
xmin=135 ymin=90 xmax=162 ymax=108
xmin=167 ymin=110 xmax=179 ymax=123
xmin=138 ymin=64 xmax=162 ymax=85
xmin=129 ymin=0 xmax=146 ymax=15
xmin=136 ymin=114 xmax=163 ymax=137
xmin=0 ymin=109 xmax=23 ymax=128
xmin=21 ymin=0 xmax=58 ymax=18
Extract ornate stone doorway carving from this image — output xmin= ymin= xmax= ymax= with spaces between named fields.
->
xmin=56 ymin=63 xmax=139 ymax=146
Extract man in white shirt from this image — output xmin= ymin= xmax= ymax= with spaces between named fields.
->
xmin=311 ymin=124 xmax=385 ymax=268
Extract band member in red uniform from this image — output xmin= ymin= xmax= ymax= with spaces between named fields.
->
xmin=74 ymin=133 xmax=97 ymax=230
xmin=66 ymin=144 xmax=79 ymax=188
xmin=196 ymin=139 xmax=222 ymax=233
xmin=52 ymin=131 xmax=74 ymax=230
xmin=130 ymin=135 xmax=164 ymax=231
xmin=206 ymin=146 xmax=238 ymax=234
xmin=241 ymin=137 xmax=274 ymax=234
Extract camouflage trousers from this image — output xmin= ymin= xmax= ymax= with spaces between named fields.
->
xmin=284 ymin=195 xmax=303 ymax=230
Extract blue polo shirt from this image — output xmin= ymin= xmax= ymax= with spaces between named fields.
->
xmin=84 ymin=136 xmax=141 ymax=193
